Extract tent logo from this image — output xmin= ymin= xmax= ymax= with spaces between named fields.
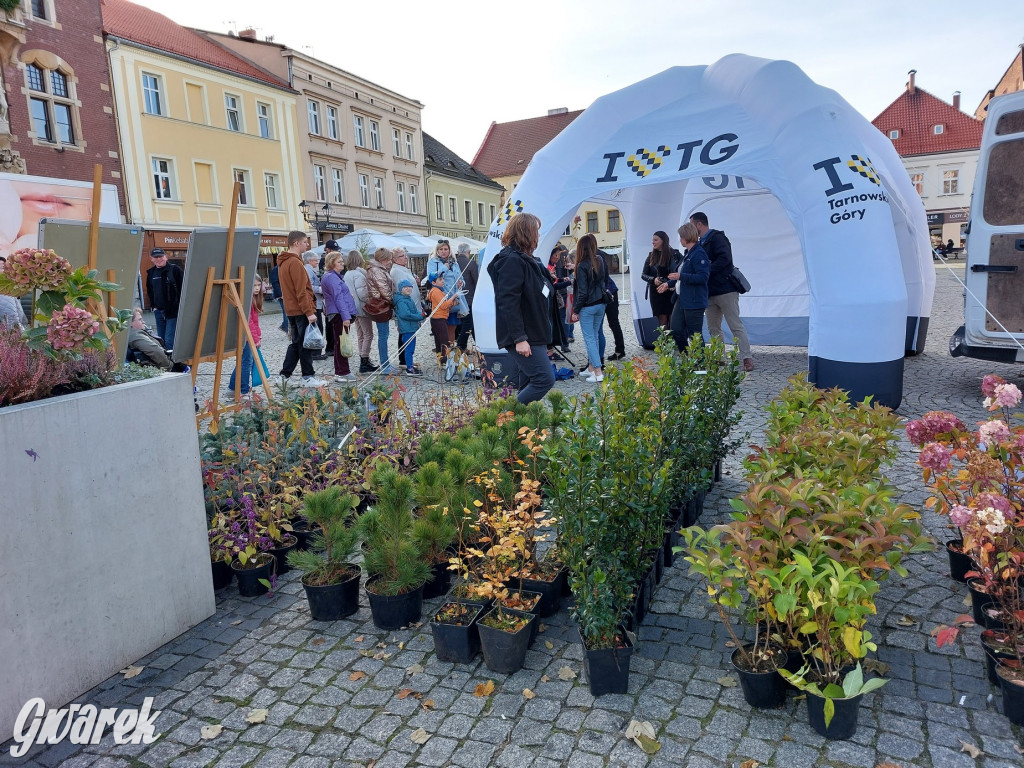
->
xmin=496 ymin=199 xmax=524 ymax=225
xmin=846 ymin=155 xmax=880 ymax=186
xmin=626 ymin=146 xmax=671 ymax=178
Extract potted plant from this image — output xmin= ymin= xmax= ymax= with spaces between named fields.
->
xmin=227 ymin=495 xmax=276 ymax=597
xmin=357 ymin=468 xmax=431 ymax=630
xmin=430 ymin=517 xmax=485 ymax=664
xmin=207 ymin=513 xmax=235 ymax=590
xmin=287 ymin=487 xmax=362 ymax=621
xmin=411 ymin=461 xmax=458 ymax=598
xmin=780 ymin=663 xmax=887 ymax=740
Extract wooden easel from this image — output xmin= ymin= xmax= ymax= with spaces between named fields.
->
xmin=189 ymin=182 xmax=273 ymax=431
xmin=86 ymin=164 xmax=117 ymax=355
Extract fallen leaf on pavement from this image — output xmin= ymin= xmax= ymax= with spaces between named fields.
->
xmin=397 ymin=688 xmax=421 ymax=700
xmin=120 ymin=666 xmax=144 ymax=679
xmin=545 ymin=641 xmax=554 ymax=650
xmin=349 ymin=671 xmax=367 ymax=681
xmin=625 ymin=720 xmax=661 ymax=755
xmin=398 ymin=641 xmax=405 ymax=650
xmin=1014 ymin=744 xmax=1024 ymax=755
xmin=541 ymin=675 xmax=550 ymax=683
xmin=963 ymin=595 xmax=972 ymax=607
xmin=230 ymin=620 xmax=242 ymax=626
xmin=558 ymin=666 xmax=577 ymax=681
xmin=474 ymin=680 xmax=495 ymax=697
xmin=717 ymin=676 xmax=738 ymax=687
xmin=725 ymin=641 xmax=736 ymax=648
xmin=421 ymin=699 xmax=434 ymax=711
xmin=740 ymin=760 xmax=759 ymax=768
xmin=245 ymin=709 xmax=268 ymax=724
xmin=410 ymin=727 xmax=430 ymax=745
xmin=862 ymin=658 xmax=890 ymax=677
xmin=407 ymin=663 xmax=424 ymax=675
xmin=200 ymin=724 xmax=223 ymax=740
xmin=896 ymin=615 xmax=917 ymax=626
xmin=354 ymin=635 xmax=364 ymax=643
xmin=538 ymin=624 xmax=547 ymax=633
xmin=874 ymin=763 xmax=906 ymax=768
xmin=312 ymin=637 xmax=326 ymax=646
xmin=523 ymin=689 xmax=536 ymax=699
xmin=959 ymin=741 xmax=982 ymax=758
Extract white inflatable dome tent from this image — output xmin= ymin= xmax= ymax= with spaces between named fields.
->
xmin=474 ymin=54 xmax=935 ymax=409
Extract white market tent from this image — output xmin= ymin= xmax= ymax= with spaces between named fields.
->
xmin=473 ymin=55 xmax=935 ymax=408
xmin=390 ymin=231 xmax=437 ymax=256
xmin=327 ymin=228 xmax=410 ymax=255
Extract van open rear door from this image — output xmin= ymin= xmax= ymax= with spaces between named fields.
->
xmin=954 ymin=92 xmax=1024 ymax=362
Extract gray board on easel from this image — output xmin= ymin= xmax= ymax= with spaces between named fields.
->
xmin=172 ymin=228 xmax=261 ymax=363
xmin=38 ymin=218 xmax=144 ymax=365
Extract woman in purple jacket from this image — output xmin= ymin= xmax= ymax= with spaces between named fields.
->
xmin=321 ymin=250 xmax=358 ymax=382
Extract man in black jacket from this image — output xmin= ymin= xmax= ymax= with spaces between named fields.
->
xmin=689 ymin=212 xmax=754 ymax=371
xmin=145 ymin=248 xmax=184 ymax=350
xmin=487 ymin=213 xmax=555 ymax=404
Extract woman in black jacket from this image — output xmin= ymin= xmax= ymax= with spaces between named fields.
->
xmin=640 ymin=230 xmax=681 ymax=330
xmin=570 ymin=234 xmax=608 ymax=383
xmin=487 ymin=213 xmax=555 ymax=404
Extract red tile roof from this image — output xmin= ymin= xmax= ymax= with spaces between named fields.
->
xmin=101 ymin=0 xmax=291 ymax=91
xmin=472 ymin=110 xmax=583 ymax=179
xmin=872 ymin=87 xmax=983 ymax=157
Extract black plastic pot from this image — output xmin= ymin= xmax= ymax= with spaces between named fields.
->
xmin=983 ymin=605 xmax=1009 ymax=631
xmin=582 ymin=628 xmax=634 ymax=696
xmin=232 ymin=555 xmax=274 ymax=597
xmin=650 ymin=549 xmax=664 ymax=585
xmin=302 ymin=567 xmax=361 ymax=621
xmin=690 ymin=490 xmax=706 ymax=520
xmin=643 ymin=564 xmax=656 ymax=613
xmin=663 ymin=528 xmax=680 ymax=568
xmin=783 ymin=648 xmax=805 ymax=690
xmin=430 ymin=602 xmax=483 ymax=664
xmin=291 ymin=519 xmax=313 ymax=552
xmin=519 ymin=569 xmax=567 ymax=618
xmin=681 ymin=497 xmax=698 ymax=527
xmin=967 ymin=578 xmax=995 ymax=625
xmin=806 ymin=692 xmax=863 ymax=740
xmin=270 ymin=535 xmax=298 ymax=575
xmin=997 ymin=664 xmax=1024 ymax=725
xmin=365 ymin=579 xmax=424 ymax=630
xmin=477 ymin=607 xmax=535 ymax=674
xmin=500 ymin=590 xmax=542 ymax=646
xmin=982 ymin=630 xmax=1019 ymax=685
xmin=211 ymin=559 xmax=233 ymax=590
xmin=423 ymin=561 xmax=453 ymax=599
xmin=732 ymin=644 xmax=787 ymax=709
xmin=714 ymin=459 xmax=722 ymax=484
xmin=945 ymin=540 xmax=972 ymax=583
xmin=633 ymin=580 xmax=646 ymax=626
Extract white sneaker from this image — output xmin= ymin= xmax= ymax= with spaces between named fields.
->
xmin=275 ymin=375 xmax=289 ymax=386
xmin=333 ymin=375 xmax=353 ymax=383
xmin=301 ymin=376 xmax=328 ymax=387
xmin=583 ymin=371 xmax=604 ymax=383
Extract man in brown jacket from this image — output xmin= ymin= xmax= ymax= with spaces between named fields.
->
xmin=277 ymin=230 xmax=327 ymax=387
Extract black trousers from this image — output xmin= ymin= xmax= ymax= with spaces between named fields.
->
xmin=281 ymin=314 xmax=316 ymax=378
xmin=604 ymin=300 xmax=625 ymax=355
xmin=670 ymin=303 xmax=706 ymax=353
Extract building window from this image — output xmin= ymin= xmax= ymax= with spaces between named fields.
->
xmin=889 ymin=129 xmax=899 ymax=140
xmin=410 ymin=184 xmax=419 ymax=214
xmin=934 ymin=124 xmax=945 ymax=135
xmin=225 ymin=94 xmax=242 ymax=132
xmin=256 ymin=102 xmax=272 ymax=138
xmin=353 ymin=115 xmax=365 ymax=147
xmin=478 ymin=202 xmax=485 ymax=225
xmin=909 ymin=171 xmax=924 ymax=196
xmin=326 ymin=106 xmax=339 ymax=140
xmin=607 ymin=210 xmax=621 ymax=231
xmin=374 ymin=177 xmax=385 ymax=209
xmin=152 ymin=158 xmax=174 ymax=199
xmin=307 ymin=100 xmax=321 ymax=135
xmin=392 ymin=128 xmax=401 ymax=157
xmin=464 ymin=200 xmax=472 ymax=225
xmin=405 ymin=132 xmax=414 ymax=160
xmin=332 ymin=169 xmax=344 ymax=204
xmin=30 ymin=0 xmax=48 ymax=19
xmin=233 ymin=169 xmax=251 ymax=206
xmin=396 ymin=181 xmax=406 ymax=212
xmin=434 ymin=194 xmax=444 ymax=221
xmin=490 ymin=204 xmax=496 ymax=222
xmin=264 ymin=173 xmax=280 ymax=209
xmin=142 ymin=73 xmax=162 ymax=115
xmin=449 ymin=197 xmax=458 ymax=222
xmin=369 ymin=120 xmax=381 ymax=152
xmin=358 ymin=174 xmax=370 ymax=207
xmin=563 ymin=224 xmax=571 ymax=236
xmin=942 ymin=168 xmax=959 ymax=195
xmin=25 ymin=62 xmax=76 ymax=146
xmin=586 ymin=211 xmax=599 ymax=233
xmin=313 ymin=165 xmax=326 ymax=202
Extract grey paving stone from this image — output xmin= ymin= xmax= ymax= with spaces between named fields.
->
xmin=496 ymin=743 xmax=535 ymax=768
xmin=216 ymin=745 xmax=262 ymax=768
xmin=467 ymin=716 xmax=513 ymax=743
xmin=289 ymin=757 xmax=332 ymax=768
xmin=772 ymin=739 xmax=821 ymax=766
xmin=451 ymin=741 xmax=498 ymax=768
xmin=927 ymin=744 xmax=979 ymax=768
xmin=608 ymin=738 xmax=652 ymax=768
xmin=169 ymin=748 xmax=221 ymax=768
xmin=415 ymin=735 xmax=459 ymax=766
xmin=555 ymin=709 xmax=586 ymax=732
xmin=578 ymin=729 xmax=617 ymax=754
xmin=565 ymin=751 xmax=605 ymax=768
xmin=876 ymin=731 xmax=925 ymax=759
xmin=540 ymin=732 xmax=576 ymax=760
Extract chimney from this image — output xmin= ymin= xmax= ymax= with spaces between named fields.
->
xmin=547 ymin=107 xmax=568 ymax=116
xmin=907 ymin=69 xmax=916 ymax=95
xmin=953 ymin=91 xmax=961 ymax=111
xmin=239 ymin=28 xmax=257 ymax=41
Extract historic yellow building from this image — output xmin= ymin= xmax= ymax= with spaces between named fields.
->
xmin=103 ymin=0 xmax=303 ymax=265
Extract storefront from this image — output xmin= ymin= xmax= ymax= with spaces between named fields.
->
xmin=926 ymin=209 xmax=969 ymax=250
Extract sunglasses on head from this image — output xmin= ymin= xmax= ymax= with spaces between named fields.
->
xmin=437 ymin=239 xmax=449 ymax=245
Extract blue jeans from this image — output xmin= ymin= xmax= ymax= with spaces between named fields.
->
xmin=399 ymin=332 xmax=416 ymax=369
xmin=563 ymin=320 xmax=575 ymax=342
xmin=276 ymin=298 xmax=287 ymax=330
xmin=228 ymin=343 xmax=254 ymax=394
xmin=578 ymin=304 xmax=606 ymax=368
xmin=376 ymin=321 xmax=392 ymax=369
xmin=505 ymin=345 xmax=555 ymax=405
xmin=153 ymin=310 xmax=177 ymax=350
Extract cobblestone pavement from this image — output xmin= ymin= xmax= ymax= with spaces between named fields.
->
xmin=4 ymin=263 xmax=1024 ymax=767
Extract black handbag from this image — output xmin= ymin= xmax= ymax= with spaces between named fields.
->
xmin=729 ymin=267 xmax=751 ymax=294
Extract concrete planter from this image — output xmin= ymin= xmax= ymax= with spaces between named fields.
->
xmin=0 ymin=373 xmax=215 ymax=742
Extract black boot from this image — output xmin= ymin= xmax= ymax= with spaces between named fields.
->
xmin=359 ymin=357 xmax=378 ymax=373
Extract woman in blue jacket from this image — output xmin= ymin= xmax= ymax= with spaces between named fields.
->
xmin=668 ymin=221 xmax=710 ymax=353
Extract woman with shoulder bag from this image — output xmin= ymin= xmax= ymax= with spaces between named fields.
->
xmin=365 ymin=248 xmax=397 ymax=374
xmin=322 ymin=250 xmax=357 ymax=382
xmin=570 ymin=234 xmax=608 ymax=383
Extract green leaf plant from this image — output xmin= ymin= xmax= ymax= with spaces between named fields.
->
xmin=287 ymin=487 xmax=360 ymax=586
xmin=779 ymin=662 xmax=887 ymax=728
xmin=358 ymin=467 xmax=431 ymax=596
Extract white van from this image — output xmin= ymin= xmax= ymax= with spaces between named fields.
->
xmin=949 ymin=91 xmax=1024 ymax=362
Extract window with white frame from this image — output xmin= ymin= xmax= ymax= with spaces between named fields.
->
xmin=142 ymin=73 xmax=163 ymax=115
xmin=942 ymin=168 xmax=959 ymax=195
xmin=369 ymin=120 xmax=381 ymax=152
xmin=307 ymin=100 xmax=321 ymax=135
xmin=233 ymin=168 xmax=251 ymax=205
xmin=30 ymin=0 xmax=49 ymax=20
xmin=449 ymin=197 xmax=457 ymax=222
xmin=332 ymin=169 xmax=344 ymax=204
xmin=464 ymin=200 xmax=472 ymax=225
xmin=607 ymin=209 xmax=621 ymax=231
xmin=405 ymin=132 xmax=414 ymax=160
xmin=434 ymin=194 xmax=444 ymax=221
xmin=489 ymin=204 xmax=496 ymax=222
xmin=889 ymin=129 xmax=899 ymax=140
xmin=327 ymin=106 xmax=339 ymax=140
xmin=225 ymin=94 xmax=242 ymax=132
xmin=934 ymin=124 xmax=945 ymax=135
xmin=353 ymin=115 xmax=365 ymax=147
xmin=396 ymin=181 xmax=406 ymax=212
xmin=374 ymin=177 xmax=385 ymax=209
xmin=257 ymin=102 xmax=272 ymax=138
xmin=264 ymin=173 xmax=280 ymax=209
xmin=313 ymin=165 xmax=327 ymax=202
xmin=392 ymin=128 xmax=401 ymax=156
xmin=410 ymin=184 xmax=419 ymax=214
xmin=909 ymin=171 xmax=925 ymax=196
xmin=358 ymin=174 xmax=370 ymax=207
xmin=152 ymin=157 xmax=174 ymax=199
xmin=478 ymin=202 xmax=485 ymax=225
xmin=25 ymin=62 xmax=77 ymax=146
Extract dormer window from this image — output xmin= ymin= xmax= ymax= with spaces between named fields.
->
xmin=889 ymin=129 xmax=899 ymax=139
xmin=934 ymin=124 xmax=945 ymax=135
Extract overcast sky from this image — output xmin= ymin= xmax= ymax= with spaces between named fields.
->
xmin=138 ymin=0 xmax=1022 ymax=162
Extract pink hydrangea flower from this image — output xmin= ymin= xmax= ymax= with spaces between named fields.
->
xmin=949 ymin=505 xmax=973 ymax=527
xmin=974 ymin=492 xmax=1013 ymax=519
xmin=978 ymin=420 xmax=1011 ymax=446
xmin=905 ymin=411 xmax=965 ymax=445
xmin=46 ymin=304 xmax=100 ymax=351
xmin=994 ymin=383 xmax=1022 ymax=409
xmin=918 ymin=442 xmax=952 ymax=472
xmin=1 ymin=248 xmax=72 ymax=294
xmin=975 ymin=506 xmax=1007 ymax=535
xmin=981 ymin=374 xmax=1006 ymax=398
